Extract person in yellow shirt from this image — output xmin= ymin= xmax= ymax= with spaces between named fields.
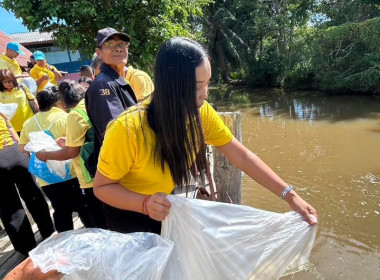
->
xmin=93 ymin=37 xmax=318 ymax=234
xmin=0 ymin=112 xmax=54 ymax=256
xmin=36 ymin=81 xmax=107 ymax=229
xmin=0 ymin=42 xmax=26 ymax=77
xmin=0 ymin=69 xmax=38 ymax=133
xmin=125 ymin=65 xmax=153 ymax=101
xmin=19 ymin=87 xmax=90 ymax=232
xmin=29 ymin=51 xmax=62 ymax=92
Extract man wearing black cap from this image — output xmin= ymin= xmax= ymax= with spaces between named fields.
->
xmin=84 ymin=28 xmax=142 ymax=230
xmin=85 ymin=27 xmax=138 ymax=177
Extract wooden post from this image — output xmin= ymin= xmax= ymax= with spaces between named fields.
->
xmin=212 ymin=112 xmax=242 ymax=204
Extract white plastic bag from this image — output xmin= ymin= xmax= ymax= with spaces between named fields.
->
xmin=29 ymin=228 xmax=174 ymax=280
xmin=24 ymin=131 xmax=72 ymax=179
xmin=0 ymin=102 xmax=18 ymax=120
xmin=24 ymin=131 xmax=59 ymax=153
xmin=161 ymin=195 xmax=317 ymax=280
xmin=20 ymin=78 xmax=38 ymax=95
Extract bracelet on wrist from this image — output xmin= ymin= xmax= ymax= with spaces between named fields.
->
xmin=142 ymin=195 xmax=151 ymax=215
xmin=280 ymin=185 xmax=294 ymax=199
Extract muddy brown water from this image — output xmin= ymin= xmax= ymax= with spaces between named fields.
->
xmin=209 ymin=88 xmax=380 ymax=280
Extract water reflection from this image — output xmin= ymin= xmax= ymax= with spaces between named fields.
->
xmin=209 ymin=88 xmax=380 ymax=123
xmin=208 ymin=88 xmax=380 ymax=280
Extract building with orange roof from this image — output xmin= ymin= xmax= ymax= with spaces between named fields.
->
xmin=2 ymin=30 xmax=90 ymax=80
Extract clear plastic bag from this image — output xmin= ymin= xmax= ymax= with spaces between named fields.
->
xmin=24 ymin=131 xmax=72 ymax=180
xmin=161 ymin=195 xmax=318 ymax=280
xmin=29 ymin=228 xmax=174 ymax=280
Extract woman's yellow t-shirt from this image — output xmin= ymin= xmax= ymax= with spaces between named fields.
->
xmin=98 ymin=100 xmax=233 ymax=195
xmin=65 ymin=99 xmax=92 ymax=189
xmin=0 ymin=113 xmax=18 ymax=150
xmin=0 ymin=84 xmax=35 ymax=132
xmin=125 ymin=66 xmax=154 ymax=101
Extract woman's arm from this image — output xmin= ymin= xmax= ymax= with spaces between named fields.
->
xmin=48 ymin=66 xmax=62 ymax=79
xmin=36 ymin=146 xmax=80 ymax=162
xmin=217 ymin=138 xmax=317 ymax=225
xmin=19 ymin=144 xmax=27 ymax=153
xmin=35 ymin=74 xmax=49 ymax=86
xmin=9 ymin=126 xmax=20 ymax=142
xmin=32 ymin=97 xmax=39 ymax=112
xmin=93 ymin=171 xmax=171 ymax=221
xmin=53 ymin=69 xmax=63 ymax=79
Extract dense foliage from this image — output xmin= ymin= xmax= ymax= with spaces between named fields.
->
xmin=285 ymin=18 xmax=380 ymax=93
xmin=201 ymin=0 xmax=380 ymax=93
xmin=2 ymin=0 xmax=379 ymax=93
xmin=2 ymin=0 xmax=210 ymax=72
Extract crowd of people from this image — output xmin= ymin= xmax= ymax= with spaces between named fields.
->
xmin=0 ymin=28 xmax=156 ymax=258
xmin=1 ymin=27 xmax=317 ymax=279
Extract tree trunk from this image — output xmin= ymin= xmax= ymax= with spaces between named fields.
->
xmin=216 ymin=40 xmax=230 ymax=83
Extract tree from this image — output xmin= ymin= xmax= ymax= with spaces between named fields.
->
xmin=310 ymin=17 xmax=380 ymax=93
xmin=201 ymin=0 xmax=250 ymax=84
xmin=1 ymin=0 xmax=210 ymax=72
xmin=230 ymin=0 xmax=314 ymax=87
xmin=315 ymin=0 xmax=380 ymax=27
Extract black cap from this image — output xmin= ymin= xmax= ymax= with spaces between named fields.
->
xmin=96 ymin=27 xmax=131 ymax=47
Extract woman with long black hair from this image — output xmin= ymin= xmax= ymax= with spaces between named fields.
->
xmin=93 ymin=37 xmax=318 ymax=234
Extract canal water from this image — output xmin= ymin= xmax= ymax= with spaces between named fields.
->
xmin=208 ymin=88 xmax=380 ymax=280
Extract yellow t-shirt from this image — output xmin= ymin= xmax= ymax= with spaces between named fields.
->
xmin=98 ymin=100 xmax=233 ymax=195
xmin=125 ymin=66 xmax=154 ymax=101
xmin=0 ymin=54 xmax=22 ymax=76
xmin=0 ymin=84 xmax=35 ymax=132
xmin=30 ymin=64 xmax=58 ymax=92
xmin=65 ymin=99 xmax=92 ymax=189
xmin=0 ymin=113 xmax=18 ymax=150
xmin=19 ymin=107 xmax=76 ymax=186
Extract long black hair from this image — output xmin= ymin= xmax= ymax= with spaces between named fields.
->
xmin=147 ymin=37 xmax=208 ymax=188
xmin=37 ymin=86 xmax=60 ymax=112
xmin=58 ymin=80 xmax=85 ymax=109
